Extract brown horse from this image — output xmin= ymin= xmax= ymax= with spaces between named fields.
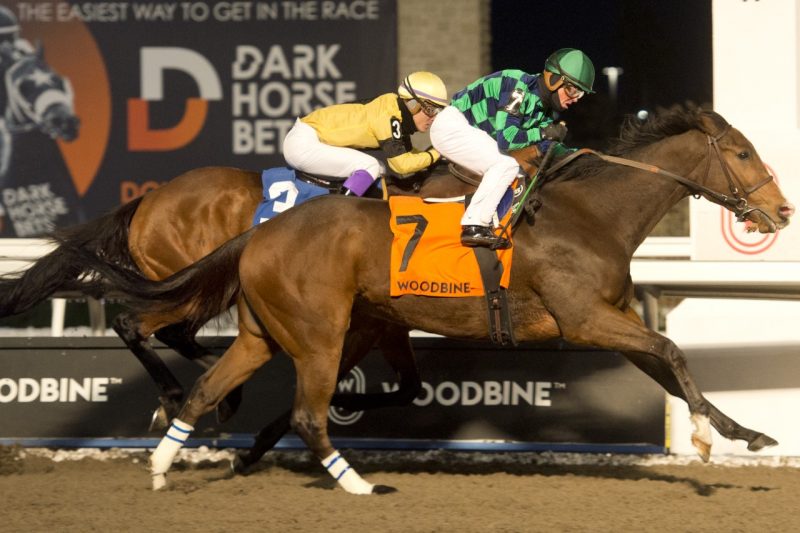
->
xmin=0 ymin=148 xmax=529 ymax=459
xmin=81 ymin=105 xmax=794 ymax=493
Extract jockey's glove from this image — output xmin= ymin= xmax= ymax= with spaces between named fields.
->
xmin=426 ymin=148 xmax=441 ymax=165
xmin=542 ymin=122 xmax=568 ymax=142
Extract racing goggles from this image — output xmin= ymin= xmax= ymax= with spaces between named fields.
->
xmin=563 ymin=81 xmax=585 ymax=100
xmin=420 ymin=100 xmax=443 ymax=117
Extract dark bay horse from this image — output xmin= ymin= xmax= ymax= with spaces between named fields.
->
xmin=83 ymin=106 xmax=794 ymax=493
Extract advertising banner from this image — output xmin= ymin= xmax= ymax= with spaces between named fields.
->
xmin=696 ymin=1 xmax=799 ymax=259
xmin=0 ymin=0 xmax=397 ymax=236
xmin=0 ymin=337 xmax=666 ymax=452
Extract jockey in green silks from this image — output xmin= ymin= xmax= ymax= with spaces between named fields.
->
xmin=430 ymin=48 xmax=595 ymax=248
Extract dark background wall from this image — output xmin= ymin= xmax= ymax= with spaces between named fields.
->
xmin=491 ymin=0 xmax=713 ymax=148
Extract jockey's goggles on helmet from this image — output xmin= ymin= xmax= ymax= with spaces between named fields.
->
xmin=420 ymin=100 xmax=443 ymax=117
xmin=562 ymin=81 xmax=584 ymax=100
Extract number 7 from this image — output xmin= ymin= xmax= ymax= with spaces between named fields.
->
xmin=395 ymin=214 xmax=428 ymax=272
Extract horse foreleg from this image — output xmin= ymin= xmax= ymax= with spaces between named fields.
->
xmin=290 ymin=349 xmax=395 ymax=495
xmin=149 ymin=329 xmax=273 ymax=490
xmin=233 ymin=319 xmax=387 ymax=473
xmin=563 ymin=304 xmax=732 ymax=461
xmin=112 ymin=312 xmax=183 ymax=430
xmin=619 ymin=308 xmax=777 ymax=452
xmin=621 ymin=350 xmax=777 ymax=452
xmin=235 ymin=321 xmax=421 ymax=473
xmin=154 ymin=320 xmax=243 ymax=424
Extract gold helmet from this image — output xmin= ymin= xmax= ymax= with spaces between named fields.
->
xmin=398 ymin=71 xmax=448 ymax=115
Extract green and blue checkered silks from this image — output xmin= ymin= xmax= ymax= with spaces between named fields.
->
xmin=450 ymin=69 xmax=555 ymax=152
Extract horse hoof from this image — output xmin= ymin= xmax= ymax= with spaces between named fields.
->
xmin=372 ymin=484 xmax=397 ymax=495
xmin=230 ymin=454 xmax=253 ymax=475
xmin=691 ymin=435 xmax=711 ymax=462
xmin=690 ymin=413 xmax=712 ymax=462
xmin=748 ymin=433 xmax=778 ymax=452
xmin=152 ymin=473 xmax=167 ymax=491
xmin=148 ymin=406 xmax=169 ymax=432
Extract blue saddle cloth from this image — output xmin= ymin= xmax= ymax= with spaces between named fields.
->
xmin=252 ymin=167 xmax=329 ymax=226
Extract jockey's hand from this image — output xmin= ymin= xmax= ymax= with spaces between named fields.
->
xmin=542 ymin=122 xmax=568 ymax=142
xmin=427 ymin=148 xmax=441 ymax=165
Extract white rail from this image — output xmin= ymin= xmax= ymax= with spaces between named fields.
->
xmin=0 ymin=238 xmax=102 ymax=336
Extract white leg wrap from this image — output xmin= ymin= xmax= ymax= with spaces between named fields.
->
xmin=322 ymin=450 xmax=374 ymax=495
xmin=150 ymin=418 xmax=194 ymax=490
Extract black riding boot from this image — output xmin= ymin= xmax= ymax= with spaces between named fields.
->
xmin=460 ymin=225 xmax=510 ymax=249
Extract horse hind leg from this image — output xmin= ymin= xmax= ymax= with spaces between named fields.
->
xmin=112 ymin=312 xmax=184 ymax=430
xmin=149 ymin=327 xmax=274 ymax=490
xmin=332 ymin=323 xmax=421 ymax=412
xmin=154 ymin=320 xmax=244 ymax=424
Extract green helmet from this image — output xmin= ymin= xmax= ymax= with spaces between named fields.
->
xmin=544 ymin=48 xmax=595 ymax=94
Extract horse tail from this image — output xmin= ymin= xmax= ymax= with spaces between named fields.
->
xmin=69 ymin=228 xmax=256 ymax=333
xmin=0 ymin=197 xmax=143 ymax=317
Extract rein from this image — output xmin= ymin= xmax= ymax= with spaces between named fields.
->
xmin=545 ymin=125 xmax=773 ymax=222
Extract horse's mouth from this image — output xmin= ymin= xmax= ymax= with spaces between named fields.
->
xmin=42 ymin=105 xmax=80 ymax=141
xmin=743 ymin=205 xmax=793 ymax=233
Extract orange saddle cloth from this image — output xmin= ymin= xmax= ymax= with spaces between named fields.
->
xmin=389 ymin=196 xmax=513 ymax=297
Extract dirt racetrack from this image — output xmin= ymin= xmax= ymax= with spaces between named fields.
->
xmin=2 ymin=446 xmax=799 ymax=532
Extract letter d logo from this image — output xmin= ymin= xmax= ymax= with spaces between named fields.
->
xmin=128 ymin=47 xmax=222 ymax=151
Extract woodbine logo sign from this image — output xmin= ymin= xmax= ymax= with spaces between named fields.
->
xmin=383 ymin=380 xmax=555 ymax=408
xmin=0 ymin=377 xmax=123 ymax=403
xmin=328 ymin=366 xmax=558 ymax=427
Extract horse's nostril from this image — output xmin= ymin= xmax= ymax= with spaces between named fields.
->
xmin=779 ymin=203 xmax=795 ymax=219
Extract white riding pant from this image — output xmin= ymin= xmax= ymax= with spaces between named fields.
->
xmin=282 ymin=119 xmax=382 ymax=179
xmin=430 ymin=106 xmax=520 ymax=227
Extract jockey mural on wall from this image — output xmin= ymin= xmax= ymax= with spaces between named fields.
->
xmin=0 ymin=5 xmax=82 ymax=236
xmin=0 ymin=0 xmax=398 ymax=236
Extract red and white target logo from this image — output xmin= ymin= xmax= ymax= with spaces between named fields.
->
xmin=719 ymin=163 xmax=779 ymax=255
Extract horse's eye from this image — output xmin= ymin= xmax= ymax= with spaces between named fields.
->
xmin=737 ymin=151 xmax=750 ymax=160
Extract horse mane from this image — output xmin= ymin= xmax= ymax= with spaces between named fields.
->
xmin=552 ymin=103 xmax=727 ymax=182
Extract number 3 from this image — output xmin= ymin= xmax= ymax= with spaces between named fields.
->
xmin=391 ymin=118 xmax=402 ymax=139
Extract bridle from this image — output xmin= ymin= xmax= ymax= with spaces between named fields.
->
xmin=703 ymin=124 xmax=773 ymax=219
xmin=547 ymin=122 xmax=774 ymax=222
